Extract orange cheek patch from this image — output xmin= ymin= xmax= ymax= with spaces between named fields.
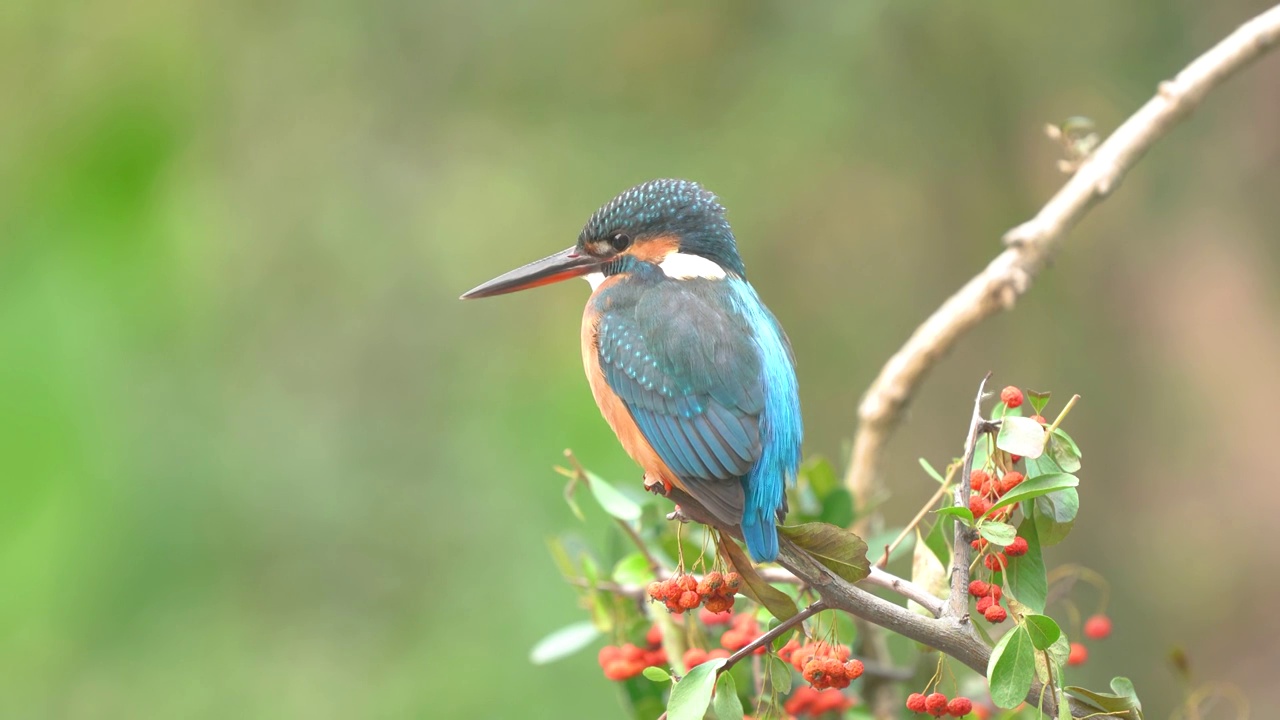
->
xmin=626 ymin=235 xmax=680 ymax=263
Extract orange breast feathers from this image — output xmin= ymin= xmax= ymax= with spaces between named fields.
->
xmin=580 ymin=302 xmax=684 ymax=495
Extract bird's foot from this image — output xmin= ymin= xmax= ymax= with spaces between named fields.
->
xmin=666 ymin=506 xmax=692 ymax=524
xmin=643 ymin=473 xmax=671 ymax=497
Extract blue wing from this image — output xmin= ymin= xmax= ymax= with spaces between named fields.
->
xmin=592 ymin=271 xmax=802 ymax=560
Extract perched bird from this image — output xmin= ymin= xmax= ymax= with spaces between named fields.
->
xmin=462 ymin=179 xmax=802 ymax=561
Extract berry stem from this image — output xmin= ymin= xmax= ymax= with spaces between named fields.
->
xmin=1041 ymin=393 xmax=1080 ymax=445
xmin=876 ymin=459 xmax=960 ymax=568
xmin=564 ymin=449 xmax=664 ymax=577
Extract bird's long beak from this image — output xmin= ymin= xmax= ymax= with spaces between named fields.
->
xmin=460 ymin=246 xmax=603 ymax=299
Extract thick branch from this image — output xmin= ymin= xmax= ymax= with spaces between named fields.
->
xmin=843 ymin=3 xmax=1280 ymax=506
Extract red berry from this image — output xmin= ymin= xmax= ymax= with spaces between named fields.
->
xmin=661 ymin=578 xmax=683 ymax=601
xmin=1030 ymin=414 xmax=1046 ymax=424
xmin=683 ymin=647 xmax=710 ymax=669
xmin=643 ymin=648 xmax=667 ymax=667
xmin=844 ymin=659 xmax=864 ymax=680
xmin=784 ymin=686 xmax=820 ymax=715
xmin=906 ymin=693 xmax=928 ymax=713
xmin=1000 ymin=386 xmax=1023 ymax=408
xmin=926 ymin=692 xmax=949 ymax=716
xmin=703 ymin=595 xmax=734 ymax=614
xmin=947 ymin=696 xmax=974 ymax=716
xmin=602 ymin=658 xmax=640 ymax=681
xmin=1067 ymin=642 xmax=1088 ymax=666
xmin=970 ymin=538 xmax=988 ymax=551
xmin=699 ymin=605 xmax=733 ymax=625
xmin=983 ymin=552 xmax=1007 ymax=571
xmin=697 ymin=571 xmax=725 ymax=595
xmin=998 ymin=471 xmax=1024 ymax=495
xmin=969 ymin=469 xmax=990 ymax=491
xmin=619 ymin=644 xmax=644 ymax=663
xmin=645 ymin=624 xmax=662 ymax=648
xmin=984 ymin=605 xmax=1008 ymax=623
xmin=968 ymin=580 xmax=990 ymax=597
xmin=975 ymin=596 xmax=993 ymax=614
xmin=1084 ymin=614 xmax=1113 ymax=640
xmin=678 ymin=590 xmax=701 ymax=610
xmin=802 ymin=659 xmax=828 ymax=689
xmin=1010 ymin=454 xmax=1023 ymax=463
xmin=988 ymin=584 xmax=1002 ymax=601
xmin=598 ymin=645 xmax=621 ymax=667
xmin=969 ymin=495 xmax=991 ymax=517
xmin=646 ymin=582 xmax=663 ymax=602
xmin=723 ymin=572 xmax=742 ymax=593
xmin=1005 ymin=537 xmax=1029 ymax=557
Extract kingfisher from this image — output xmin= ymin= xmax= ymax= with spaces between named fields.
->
xmin=461 ymin=179 xmax=802 ymax=562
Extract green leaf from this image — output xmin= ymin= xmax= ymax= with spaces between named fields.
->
xmin=1027 ymin=390 xmax=1051 ymax=415
xmin=919 ymin=457 xmax=946 ymax=483
xmin=1035 ymin=634 xmax=1070 ymax=684
xmin=713 ymin=671 xmax=744 ymax=720
xmin=1033 ymin=489 xmax=1078 ymax=546
xmin=1007 ymin=519 xmax=1047 ymax=612
xmin=979 ymin=521 xmax=1017 ymax=547
xmin=1022 ymin=614 xmax=1062 ymax=650
xmin=643 ymin=666 xmax=671 ymax=682
xmin=990 ymin=473 xmax=1079 ymax=514
xmin=987 ymin=625 xmax=1036 ymax=709
xmin=765 ymin=654 xmax=793 ymax=695
xmin=779 ymin=523 xmax=870 ymax=583
xmin=667 ymin=658 xmax=727 ymax=720
xmin=528 ymin=622 xmax=601 ymax=665
xmin=1057 ymin=686 xmax=1072 ymax=720
xmin=924 ymin=517 xmax=951 ymax=569
xmin=819 ymin=488 xmax=856 ymax=528
xmin=612 ymin=552 xmax=656 ymax=586
xmin=584 ymin=471 xmax=642 ymax=522
xmin=996 ymin=416 xmax=1047 ymax=459
xmin=1066 ymin=681 xmax=1143 ymax=719
xmin=1047 ymin=433 xmax=1082 ymax=473
xmin=935 ymin=506 xmax=974 ymax=525
xmin=718 ymin=534 xmax=798 ymax=621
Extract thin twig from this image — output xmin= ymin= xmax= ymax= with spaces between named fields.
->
xmin=877 ymin=462 xmax=958 ymax=568
xmin=720 ymin=600 xmax=828 ymax=673
xmin=947 ymin=374 xmax=993 ymax=619
xmin=844 ymin=2 xmax=1280 ymax=514
xmin=564 ymin=449 xmax=664 ymax=577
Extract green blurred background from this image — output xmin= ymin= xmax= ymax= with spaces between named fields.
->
xmin=3 ymin=1 xmax=1279 ymax=717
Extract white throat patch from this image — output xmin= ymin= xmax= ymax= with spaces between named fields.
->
xmin=658 ymin=252 xmax=726 ymax=280
xmin=583 ymin=272 xmax=606 ymax=290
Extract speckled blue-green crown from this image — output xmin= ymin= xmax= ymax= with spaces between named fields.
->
xmin=579 ymin=179 xmax=744 ymax=275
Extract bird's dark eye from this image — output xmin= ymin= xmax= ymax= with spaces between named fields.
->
xmin=609 ymin=232 xmax=632 ymax=252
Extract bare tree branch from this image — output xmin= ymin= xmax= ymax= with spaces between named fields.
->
xmin=843 ymin=3 xmax=1280 ymax=509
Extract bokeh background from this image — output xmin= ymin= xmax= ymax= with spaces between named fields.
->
xmin=3 ymin=1 xmax=1279 ymax=717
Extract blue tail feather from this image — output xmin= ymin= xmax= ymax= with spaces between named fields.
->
xmin=741 ymin=505 xmax=779 ymax=562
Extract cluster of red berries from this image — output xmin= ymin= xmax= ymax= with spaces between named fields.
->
xmin=777 ymin=639 xmax=864 ymax=690
xmin=1068 ymin=614 xmax=1113 ymax=666
xmin=906 ymin=691 xmax=974 ymax=717
xmin=968 ymin=580 xmax=1008 ymax=624
xmin=967 ymin=468 xmax=1026 ymax=520
xmin=598 ymin=629 xmax=667 ymax=681
xmin=646 ymin=571 xmax=741 ymax=614
xmin=783 ymin=686 xmax=855 ymax=716
xmin=719 ymin=611 xmax=766 ymax=653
